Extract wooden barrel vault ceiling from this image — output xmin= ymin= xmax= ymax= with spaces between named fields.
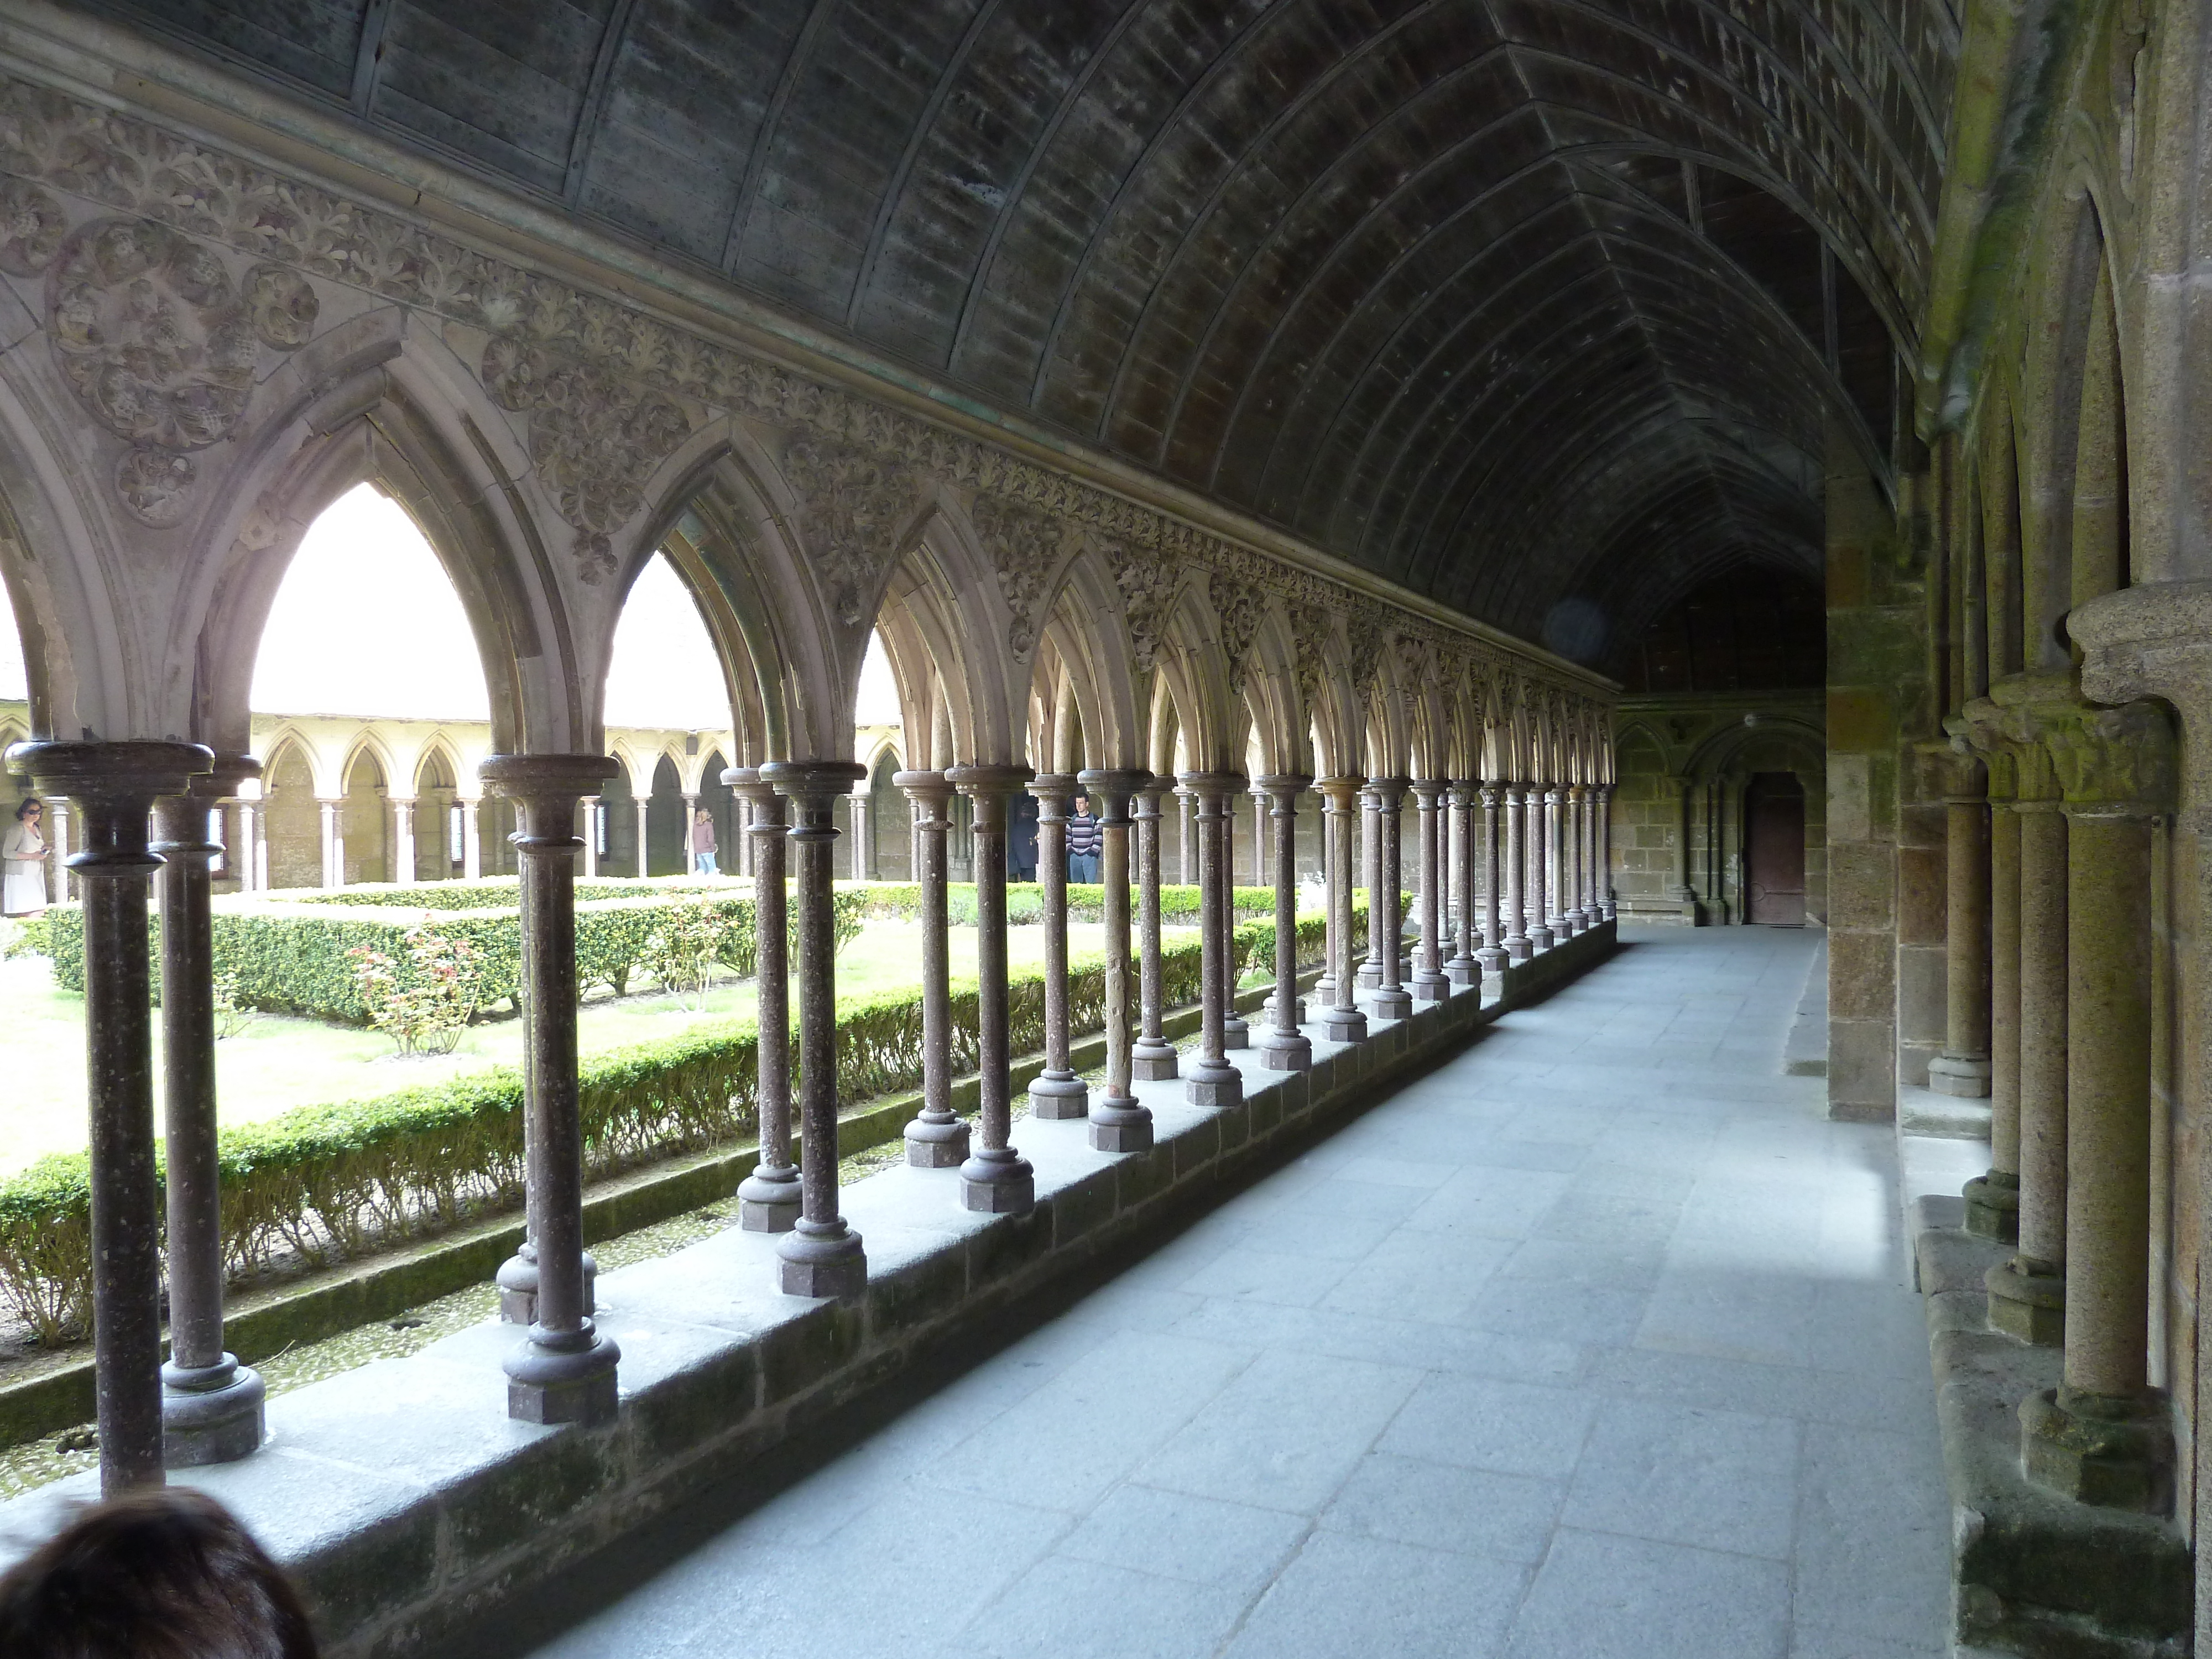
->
xmin=80 ymin=0 xmax=1955 ymax=665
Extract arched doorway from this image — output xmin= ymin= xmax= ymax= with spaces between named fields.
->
xmin=1744 ymin=772 xmax=1807 ymax=925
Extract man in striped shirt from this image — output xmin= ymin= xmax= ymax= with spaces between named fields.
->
xmin=1065 ymin=794 xmax=1102 ymax=884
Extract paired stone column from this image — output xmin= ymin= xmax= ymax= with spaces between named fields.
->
xmin=1545 ymin=785 xmax=1572 ymax=938
xmin=1358 ymin=785 xmax=1383 ymax=989
xmin=1446 ymin=782 xmax=1478 ymax=988
xmin=947 ymin=764 xmax=1036 ymax=1212
xmin=729 ymin=769 xmax=800 ymax=1229
xmin=1318 ymin=778 xmax=1369 ymax=1041
xmin=1131 ymin=778 xmax=1178 ymax=1081
xmin=2020 ymin=703 xmax=2174 ymax=1510
xmin=1367 ymin=778 xmax=1413 ymax=1019
xmin=1569 ymin=784 xmax=1592 ymax=930
xmin=763 ymin=760 xmax=870 ymax=1298
xmin=895 ymin=771 xmax=967 ymax=1168
xmin=153 ymin=764 xmax=266 ymax=1467
xmin=1928 ymin=760 xmax=1994 ymax=1098
xmin=1082 ymin=769 xmax=1153 ymax=1147
xmin=1181 ymin=773 xmax=1245 ymax=1105
xmin=479 ymin=755 xmax=620 ymax=1426
xmin=1256 ymin=776 xmax=1313 ymax=1070
xmin=1477 ymin=784 xmax=1506 ymax=975
xmin=1028 ymin=775 xmax=1087 ymax=1119
xmin=1410 ymin=780 xmax=1451 ymax=1001
xmin=1501 ymin=783 xmax=1531 ymax=963
xmin=9 ymin=740 xmax=211 ymax=1494
xmin=1313 ymin=778 xmax=1339 ymax=1010
xmin=1525 ymin=784 xmax=1554 ymax=950
xmin=1963 ymin=742 xmax=2022 ymax=1241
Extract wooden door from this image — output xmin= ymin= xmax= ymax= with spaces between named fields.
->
xmin=1744 ymin=772 xmax=1806 ymax=925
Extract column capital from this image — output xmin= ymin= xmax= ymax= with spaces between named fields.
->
xmin=1253 ymin=773 xmax=1312 ymax=802
xmin=1031 ymin=771 xmax=1077 ymax=817
xmin=479 ymin=753 xmax=617 ymax=804
xmin=1479 ymin=782 xmax=1503 ymax=808
xmin=184 ymin=753 xmax=262 ymax=803
xmin=761 ymin=758 xmax=868 ymax=804
xmin=1132 ymin=773 xmax=1175 ymax=806
xmin=1408 ymin=777 xmax=1446 ymax=805
xmin=893 ymin=768 xmax=954 ymax=808
xmin=1365 ymin=774 xmax=1410 ymax=806
xmin=1177 ymin=769 xmax=1247 ymax=802
xmin=7 ymin=739 xmax=211 ymax=805
xmin=947 ymin=760 xmax=1035 ymax=831
xmin=1316 ymin=774 xmax=1365 ymax=806
xmin=1078 ymin=768 xmax=1150 ymax=825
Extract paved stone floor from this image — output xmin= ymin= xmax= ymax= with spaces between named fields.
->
xmin=502 ymin=926 xmax=1949 ymax=1659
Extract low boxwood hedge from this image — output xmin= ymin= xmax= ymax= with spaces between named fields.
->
xmin=0 ymin=902 xmax=1360 ymax=1344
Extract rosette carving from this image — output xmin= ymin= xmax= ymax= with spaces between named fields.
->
xmin=0 ymin=177 xmax=66 ymax=275
xmin=784 ymin=436 xmax=919 ymax=628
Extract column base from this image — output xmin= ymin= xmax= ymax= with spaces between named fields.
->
xmin=1132 ymin=1037 xmax=1180 ymax=1080
xmin=1986 ymin=1256 xmax=2065 ymax=1346
xmin=1475 ymin=947 xmax=1505 ymax=974
xmin=1356 ymin=963 xmax=1381 ymax=989
xmin=904 ymin=1113 xmax=971 ymax=1168
xmin=161 ymin=1357 xmax=265 ymax=1467
xmin=1446 ymin=954 xmax=1478 ymax=988
xmin=1258 ymin=1029 xmax=1312 ymax=1071
xmin=1505 ymin=938 xmax=1531 ymax=964
xmin=1321 ymin=1005 xmax=1368 ymax=1041
xmin=1029 ymin=1071 xmax=1090 ymax=1119
xmin=505 ymin=1321 xmax=620 ymax=1427
xmin=1368 ymin=986 xmax=1412 ymax=1020
xmin=1266 ymin=993 xmax=1307 ymax=1026
xmin=1528 ymin=925 xmax=1554 ymax=951
xmin=495 ymin=1247 xmax=598 ymax=1324
xmin=1314 ymin=972 xmax=1338 ymax=1005
xmin=2021 ymin=1387 xmax=2174 ymax=1514
xmin=1186 ymin=1060 xmax=1243 ymax=1107
xmin=737 ymin=1164 xmax=803 ymax=1232
xmin=1963 ymin=1171 xmax=2020 ymax=1243
xmin=1411 ymin=969 xmax=1451 ymax=1002
xmin=1222 ymin=1013 xmax=1249 ymax=1050
xmin=1928 ymin=1053 xmax=1994 ymax=1098
xmin=1088 ymin=1097 xmax=1154 ymax=1153
xmin=960 ymin=1148 xmax=1035 ymax=1214
xmin=777 ymin=1218 xmax=868 ymax=1298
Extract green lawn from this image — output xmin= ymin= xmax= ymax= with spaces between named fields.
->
xmin=0 ymin=917 xmax=1160 ymax=1178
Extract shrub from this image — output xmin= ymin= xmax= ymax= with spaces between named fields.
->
xmin=0 ymin=898 xmax=1361 ymax=1343
xmin=348 ymin=920 xmax=487 ymax=1056
xmin=640 ymin=895 xmax=735 ymax=1010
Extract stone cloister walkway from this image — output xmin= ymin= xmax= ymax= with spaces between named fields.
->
xmin=486 ymin=927 xmax=1948 ymax=1659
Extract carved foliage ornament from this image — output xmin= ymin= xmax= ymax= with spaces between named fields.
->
xmin=969 ymin=494 xmax=1060 ymax=659
xmin=0 ymin=177 xmax=65 ymax=276
xmin=482 ymin=333 xmax=690 ymax=583
xmin=1212 ymin=574 xmax=1265 ymax=692
xmin=783 ymin=436 xmax=917 ymax=629
xmin=1102 ymin=536 xmax=1181 ymax=672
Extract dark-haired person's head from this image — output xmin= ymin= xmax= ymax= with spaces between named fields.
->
xmin=13 ymin=797 xmax=39 ymax=822
xmin=0 ymin=1486 xmax=317 ymax=1658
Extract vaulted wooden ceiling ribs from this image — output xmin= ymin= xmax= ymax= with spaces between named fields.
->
xmin=94 ymin=0 xmax=1956 ymax=660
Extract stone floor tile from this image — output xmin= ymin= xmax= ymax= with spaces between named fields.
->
xmin=1173 ymin=1244 xmax=1357 ymax=1307
xmin=1560 ymin=1397 xmax=1802 ymax=1559
xmin=1131 ymin=1349 xmax=1423 ymax=1514
xmin=967 ymin=1555 xmax=1250 ymax=1659
xmin=1463 ymin=1275 xmax=1652 ymax=1347
xmin=1376 ymin=1374 xmax=1599 ymax=1480
xmin=1504 ymin=1528 xmax=1791 ymax=1659
xmin=1790 ymin=1423 xmax=1952 ymax=1647
xmin=1222 ymin=1531 xmax=1527 ymax=1659
xmin=1052 ymin=1483 xmax=1311 ymax=1593
xmin=1321 ymin=1451 xmax=1562 ymax=1563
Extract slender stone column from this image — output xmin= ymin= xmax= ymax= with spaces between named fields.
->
xmin=1181 ymin=773 xmax=1245 ymax=1105
xmin=461 ymin=797 xmax=482 ymax=880
xmin=317 ymin=798 xmax=340 ymax=889
xmin=1410 ymin=780 xmax=1451 ymax=1001
xmin=1567 ymin=784 xmax=1590 ymax=931
xmin=1256 ymin=776 xmax=1313 ymax=1070
xmin=729 ymin=770 xmax=800 ymax=1229
xmin=580 ymin=797 xmax=599 ymax=879
xmin=847 ymin=784 xmax=870 ymax=880
xmin=895 ymin=771 xmax=967 ymax=1168
xmin=1082 ymin=769 xmax=1152 ymax=1147
xmin=1477 ymin=785 xmax=1506 ymax=975
xmin=1314 ymin=778 xmax=1339 ymax=1009
xmin=681 ymin=792 xmax=699 ymax=873
xmin=1929 ymin=769 xmax=1994 ymax=1098
xmin=1220 ymin=815 xmax=1250 ymax=1051
xmin=1177 ymin=786 xmax=1195 ymax=884
xmin=1546 ymin=785 xmax=1572 ymax=937
xmin=1358 ymin=786 xmax=1383 ymax=988
xmin=1965 ymin=774 xmax=2023 ymax=1239
xmin=153 ymin=765 xmax=266 ymax=1466
xmin=1131 ymin=778 xmax=1178 ymax=1081
xmin=948 ymin=764 xmax=1036 ymax=1212
xmin=633 ymin=799 xmax=650 ymax=878
xmin=1988 ymin=797 xmax=2068 ymax=1344
xmin=763 ymin=760 xmax=870 ymax=1298
xmin=234 ymin=800 xmax=258 ymax=893
xmin=1368 ymin=778 xmax=1413 ymax=1018
xmin=476 ymin=756 xmax=621 ymax=1425
xmin=392 ymin=797 xmax=416 ymax=885
xmin=1501 ymin=784 xmax=1531 ymax=963
xmin=46 ymin=796 xmax=71 ymax=901
xmin=1317 ymin=778 xmax=1368 ymax=1041
xmin=1446 ymin=782 xmax=1478 ymax=987
xmin=1666 ymin=775 xmax=1695 ymax=912
xmin=2020 ymin=707 xmax=2173 ymax=1510
xmin=1028 ymin=774 xmax=1087 ymax=1118
xmin=1525 ymin=784 xmax=1554 ymax=950
xmin=10 ymin=741 xmax=210 ymax=1494
xmin=1601 ymin=784 xmax=1619 ymax=919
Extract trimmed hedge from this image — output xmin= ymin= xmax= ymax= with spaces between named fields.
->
xmin=45 ymin=889 xmax=867 ymax=1022
xmin=0 ymin=901 xmax=1360 ymax=1344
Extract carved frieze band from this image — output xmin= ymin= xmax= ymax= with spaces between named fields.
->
xmin=0 ymin=72 xmax=1606 ymax=721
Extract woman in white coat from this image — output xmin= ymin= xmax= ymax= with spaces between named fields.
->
xmin=3 ymin=797 xmax=49 ymax=916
